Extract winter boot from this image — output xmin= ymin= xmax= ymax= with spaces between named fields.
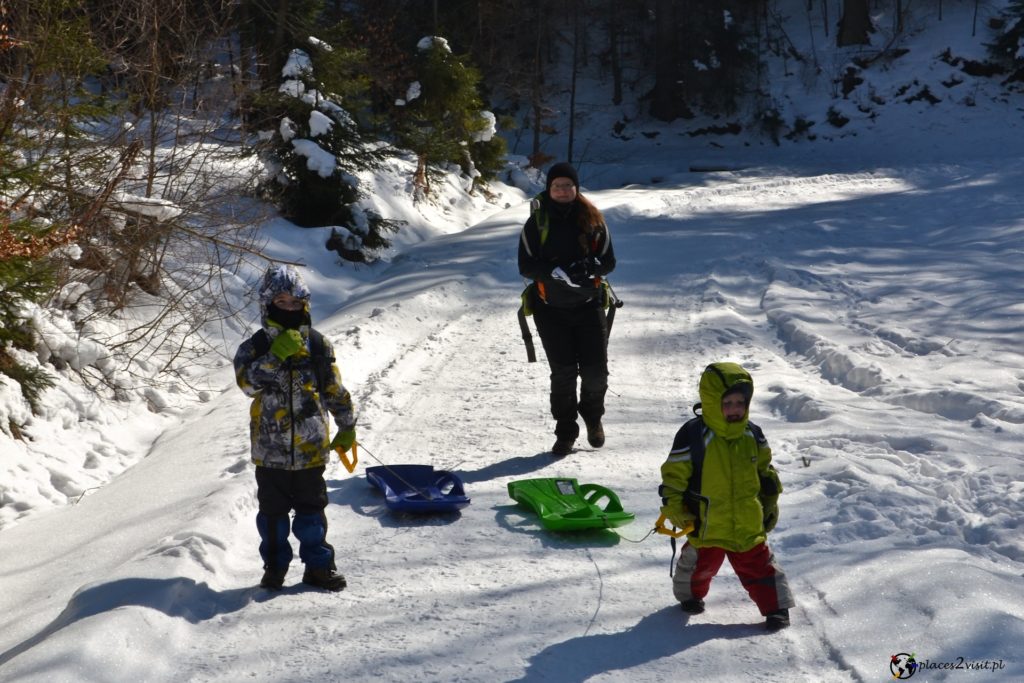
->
xmin=584 ymin=419 xmax=605 ymax=448
xmin=765 ymin=609 xmax=790 ymax=632
xmin=302 ymin=566 xmax=347 ymax=592
xmin=552 ymin=419 xmax=579 ymax=456
xmin=551 ymin=436 xmax=575 ymax=456
xmin=680 ymin=598 xmax=705 ymax=614
xmin=260 ymin=567 xmax=287 ymax=591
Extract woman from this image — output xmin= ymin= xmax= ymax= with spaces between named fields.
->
xmin=518 ymin=162 xmax=617 ymax=455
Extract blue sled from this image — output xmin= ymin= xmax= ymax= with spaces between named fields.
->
xmin=365 ymin=465 xmax=471 ymax=513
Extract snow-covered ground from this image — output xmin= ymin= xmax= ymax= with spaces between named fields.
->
xmin=3 ymin=3 xmax=1024 ymax=681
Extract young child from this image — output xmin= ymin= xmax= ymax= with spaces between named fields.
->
xmin=659 ymin=362 xmax=794 ymax=631
xmin=234 ymin=265 xmax=356 ymax=591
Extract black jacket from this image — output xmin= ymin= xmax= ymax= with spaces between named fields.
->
xmin=517 ymin=193 xmax=616 ymax=308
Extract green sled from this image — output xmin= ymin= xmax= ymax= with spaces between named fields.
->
xmin=507 ymin=478 xmax=636 ymax=531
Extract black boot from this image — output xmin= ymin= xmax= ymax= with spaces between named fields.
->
xmin=765 ymin=609 xmax=790 ymax=631
xmin=260 ymin=567 xmax=287 ymax=590
xmin=584 ymin=419 xmax=605 ymax=448
xmin=551 ymin=436 xmax=575 ymax=456
xmin=551 ymin=419 xmax=578 ymax=456
xmin=303 ymin=567 xmax=347 ymax=592
xmin=680 ymin=598 xmax=705 ymax=614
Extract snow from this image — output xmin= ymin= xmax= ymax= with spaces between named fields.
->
xmin=279 ymin=116 xmax=297 ymax=142
xmin=473 ymin=110 xmax=497 ymax=143
xmin=107 ymin=191 xmax=183 ymax=222
xmin=418 ymin=36 xmax=451 ymax=53
xmin=291 ymin=138 xmax=337 ymax=178
xmin=308 ymin=110 xmax=334 ymax=138
xmin=2 ymin=3 xmax=1024 ymax=681
xmin=281 ymin=49 xmax=313 ymax=79
xmin=399 ymin=80 xmax=422 ymax=105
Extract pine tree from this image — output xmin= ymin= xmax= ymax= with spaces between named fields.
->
xmin=0 ymin=250 xmax=56 ymax=415
xmin=989 ymin=0 xmax=1024 ymax=80
xmin=253 ymin=36 xmax=400 ymax=262
xmin=236 ymin=0 xmax=325 ymax=89
xmin=393 ymin=36 xmax=505 ymax=196
xmin=0 ymin=0 xmax=112 ymax=415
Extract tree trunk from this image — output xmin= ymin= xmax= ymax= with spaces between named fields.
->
xmin=608 ymin=0 xmax=622 ymax=105
xmin=650 ymin=0 xmax=678 ymax=121
xmin=837 ymin=0 xmax=871 ymax=46
xmin=267 ymin=0 xmax=291 ymax=85
xmin=529 ymin=0 xmax=543 ymax=165
xmin=567 ymin=1 xmax=579 ymax=162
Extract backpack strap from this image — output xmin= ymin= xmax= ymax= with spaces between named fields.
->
xmin=603 ymin=281 xmax=623 ymax=340
xmin=679 ymin=415 xmax=711 ymax=531
xmin=520 ymin=299 xmax=536 ymax=362
xmin=307 ymin=329 xmax=332 ymax=398
xmin=658 ymin=414 xmax=708 ymax=576
xmin=681 ymin=416 xmax=708 ymax=497
xmin=530 ymin=195 xmax=550 ymax=246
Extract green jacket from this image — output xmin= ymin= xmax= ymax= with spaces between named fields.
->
xmin=660 ymin=362 xmax=782 ymax=552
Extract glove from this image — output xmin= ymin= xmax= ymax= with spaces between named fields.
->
xmin=269 ymin=329 xmax=304 ymax=360
xmin=331 ymin=428 xmax=356 ymax=453
xmin=659 ymin=498 xmax=695 ymax=531
xmin=762 ymin=499 xmax=779 ymax=532
xmin=563 ymin=259 xmax=594 ymax=285
xmin=550 ymin=267 xmax=580 ymax=288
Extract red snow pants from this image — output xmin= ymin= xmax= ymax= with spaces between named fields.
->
xmin=672 ymin=542 xmax=794 ymax=615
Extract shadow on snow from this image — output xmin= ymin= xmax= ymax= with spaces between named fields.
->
xmin=510 ymin=605 xmax=765 ymax=682
xmin=0 ymin=577 xmax=287 ymax=668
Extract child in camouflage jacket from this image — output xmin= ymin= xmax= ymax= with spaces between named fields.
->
xmin=234 ymin=265 xmax=355 ymax=592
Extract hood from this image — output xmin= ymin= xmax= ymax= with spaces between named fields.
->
xmin=257 ymin=265 xmax=311 ymax=328
xmin=698 ymin=362 xmax=754 ymax=439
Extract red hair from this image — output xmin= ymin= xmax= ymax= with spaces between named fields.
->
xmin=574 ymin=193 xmax=606 ymax=255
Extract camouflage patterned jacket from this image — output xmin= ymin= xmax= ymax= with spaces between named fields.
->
xmin=234 ymin=265 xmax=355 ymax=470
xmin=234 ymin=323 xmax=355 ymax=469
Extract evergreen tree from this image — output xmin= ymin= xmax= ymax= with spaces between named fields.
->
xmin=650 ymin=2 xmax=758 ymax=119
xmin=236 ymin=0 xmax=324 ymax=89
xmin=989 ymin=0 xmax=1024 ymax=80
xmin=252 ymin=36 xmax=400 ymax=262
xmin=0 ymin=235 xmax=56 ymax=415
xmin=0 ymin=0 xmax=114 ymax=414
xmin=393 ymin=36 xmax=505 ymax=196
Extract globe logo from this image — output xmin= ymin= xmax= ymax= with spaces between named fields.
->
xmin=890 ymin=653 xmax=918 ymax=679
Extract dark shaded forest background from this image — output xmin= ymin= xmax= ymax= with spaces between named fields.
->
xmin=2 ymin=0 xmax=1023 ymax=412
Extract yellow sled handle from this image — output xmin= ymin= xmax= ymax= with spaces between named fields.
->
xmin=655 ymin=514 xmax=693 ymax=538
xmin=336 ymin=441 xmax=358 ymax=473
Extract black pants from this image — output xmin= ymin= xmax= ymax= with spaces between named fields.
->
xmin=533 ymin=301 xmax=609 ymax=439
xmin=255 ymin=466 xmax=335 ymax=571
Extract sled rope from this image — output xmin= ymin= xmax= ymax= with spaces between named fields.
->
xmin=612 ymin=514 xmax=692 ymax=544
xmin=612 ymin=526 xmax=658 ymax=543
xmin=353 ymin=441 xmax=436 ymax=500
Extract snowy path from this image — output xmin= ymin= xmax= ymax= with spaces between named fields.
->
xmin=2 ymin=165 xmax=1023 ymax=681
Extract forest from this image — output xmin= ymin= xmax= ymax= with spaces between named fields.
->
xmin=2 ymin=0 xmax=1023 ymax=416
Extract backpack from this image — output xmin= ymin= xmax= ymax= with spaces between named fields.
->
xmin=251 ymin=328 xmax=333 ymax=398
xmin=517 ymin=196 xmax=623 ymax=362
xmin=658 ymin=411 xmax=710 ymax=525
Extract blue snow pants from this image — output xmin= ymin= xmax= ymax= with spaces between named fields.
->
xmin=255 ymin=465 xmax=336 ymax=571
